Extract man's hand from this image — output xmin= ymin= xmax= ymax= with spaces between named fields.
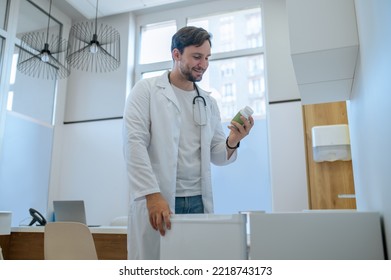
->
xmin=226 ymin=115 xmax=254 ymax=159
xmin=227 ymin=115 xmax=254 ymax=145
xmin=146 ymin=193 xmax=172 ymax=236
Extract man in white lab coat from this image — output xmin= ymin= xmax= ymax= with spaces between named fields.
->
xmin=123 ymin=26 xmax=254 ymax=259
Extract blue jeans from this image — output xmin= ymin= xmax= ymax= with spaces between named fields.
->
xmin=175 ymin=195 xmax=204 ymax=214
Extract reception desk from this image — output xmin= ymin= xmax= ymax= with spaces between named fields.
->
xmin=158 ymin=211 xmax=385 ymax=260
xmin=1 ymin=212 xmax=384 ymax=260
xmin=0 ymin=226 xmax=127 ymax=260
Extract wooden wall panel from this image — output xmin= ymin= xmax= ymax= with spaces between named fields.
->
xmin=8 ymin=232 xmax=44 ymax=260
xmin=302 ymin=102 xmax=356 ymax=209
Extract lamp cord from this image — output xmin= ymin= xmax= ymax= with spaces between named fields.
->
xmin=45 ymin=0 xmax=52 ymax=44
xmin=95 ymin=0 xmax=99 ymax=35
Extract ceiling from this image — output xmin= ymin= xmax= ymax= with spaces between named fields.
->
xmin=16 ymin=0 xmax=209 ymax=35
xmin=55 ymin=0 xmax=200 ymax=21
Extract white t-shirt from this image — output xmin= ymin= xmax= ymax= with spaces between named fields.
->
xmin=171 ymin=84 xmax=202 ymax=197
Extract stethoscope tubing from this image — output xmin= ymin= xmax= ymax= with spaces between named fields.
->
xmin=193 ymin=85 xmax=207 ymax=106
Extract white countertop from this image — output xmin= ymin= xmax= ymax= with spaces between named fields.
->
xmin=12 ymin=225 xmax=127 ymax=234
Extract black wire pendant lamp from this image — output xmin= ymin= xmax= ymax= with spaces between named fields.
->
xmin=66 ymin=0 xmax=120 ymax=72
xmin=17 ymin=0 xmax=70 ymax=79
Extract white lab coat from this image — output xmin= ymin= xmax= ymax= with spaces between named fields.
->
xmin=123 ymin=71 xmax=237 ymax=259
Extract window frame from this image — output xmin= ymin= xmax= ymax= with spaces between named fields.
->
xmin=134 ymin=0 xmax=264 ymax=82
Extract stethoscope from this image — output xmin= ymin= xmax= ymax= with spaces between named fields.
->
xmin=193 ymin=85 xmax=206 ymax=107
xmin=168 ymin=72 xmax=207 ymax=126
xmin=193 ymin=84 xmax=207 ymax=126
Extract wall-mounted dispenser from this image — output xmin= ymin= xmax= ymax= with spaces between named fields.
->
xmin=311 ymin=124 xmax=351 ymax=162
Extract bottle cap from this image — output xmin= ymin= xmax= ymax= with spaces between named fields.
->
xmin=242 ymin=106 xmax=254 ymax=118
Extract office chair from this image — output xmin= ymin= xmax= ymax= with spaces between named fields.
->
xmin=44 ymin=222 xmax=98 ymax=260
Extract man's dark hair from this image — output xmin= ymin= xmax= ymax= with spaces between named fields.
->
xmin=171 ymin=26 xmax=212 ymax=54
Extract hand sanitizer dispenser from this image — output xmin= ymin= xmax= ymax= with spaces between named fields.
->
xmin=311 ymin=124 xmax=351 ymax=162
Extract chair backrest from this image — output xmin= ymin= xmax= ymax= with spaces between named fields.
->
xmin=44 ymin=222 xmax=98 ymax=260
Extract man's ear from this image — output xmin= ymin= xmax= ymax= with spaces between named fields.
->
xmin=172 ymin=48 xmax=181 ymax=61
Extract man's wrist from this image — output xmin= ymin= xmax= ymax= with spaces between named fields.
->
xmin=146 ymin=192 xmax=161 ymax=201
xmin=226 ymin=137 xmax=240 ymax=149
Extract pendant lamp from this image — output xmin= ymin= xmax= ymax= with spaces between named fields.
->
xmin=17 ymin=0 xmax=70 ymax=79
xmin=66 ymin=0 xmax=120 ymax=72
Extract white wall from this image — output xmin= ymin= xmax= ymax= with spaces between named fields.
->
xmin=11 ymin=69 xmax=57 ymax=124
xmin=48 ymin=12 xmax=136 ymax=225
xmin=0 ymin=112 xmax=53 ymax=226
xmin=349 ymin=0 xmax=391 ymax=258
xmin=263 ymin=0 xmax=309 ymax=212
xmin=268 ymin=102 xmax=308 ymax=211
xmin=64 ymin=12 xmax=133 ymax=122
xmin=56 ymin=119 xmax=129 ymax=226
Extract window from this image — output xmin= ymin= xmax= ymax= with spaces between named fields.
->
xmin=188 ymin=7 xmax=263 ymax=53
xmin=0 ymin=0 xmax=8 ymax=78
xmin=7 ymin=0 xmax=63 ymax=124
xmin=141 ymin=69 xmax=167 ymax=79
xmin=219 ymin=17 xmax=234 ymax=52
xmin=223 ymin=83 xmax=235 ymax=99
xmin=220 ymin=62 xmax=235 ymax=78
xmin=198 ymin=54 xmax=265 ymax=122
xmin=246 ymin=11 xmax=263 ymax=48
xmin=135 ymin=1 xmax=271 ymax=214
xmin=0 ymin=36 xmax=4 ymax=76
xmin=139 ymin=20 xmax=176 ymax=64
xmin=8 ymin=46 xmax=57 ymax=124
xmin=0 ymin=0 xmax=9 ymax=30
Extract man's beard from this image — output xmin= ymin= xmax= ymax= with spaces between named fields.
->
xmin=180 ymin=65 xmax=204 ymax=82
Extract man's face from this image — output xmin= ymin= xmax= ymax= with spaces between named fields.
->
xmin=176 ymin=41 xmax=211 ymax=82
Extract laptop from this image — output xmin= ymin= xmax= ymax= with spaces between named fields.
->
xmin=53 ymin=200 xmax=100 ymax=227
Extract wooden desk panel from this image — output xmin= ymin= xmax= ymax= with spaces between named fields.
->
xmin=0 ymin=235 xmax=11 ymax=259
xmin=93 ymin=234 xmax=127 ymax=260
xmin=9 ymin=232 xmax=44 ymax=260
xmin=2 ymin=231 xmax=127 ymax=260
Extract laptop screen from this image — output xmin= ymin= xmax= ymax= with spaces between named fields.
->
xmin=53 ymin=200 xmax=87 ymax=224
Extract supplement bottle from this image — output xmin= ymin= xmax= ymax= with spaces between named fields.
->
xmin=232 ymin=106 xmax=254 ymax=125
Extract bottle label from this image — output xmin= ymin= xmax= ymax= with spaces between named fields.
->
xmin=232 ymin=112 xmax=245 ymax=125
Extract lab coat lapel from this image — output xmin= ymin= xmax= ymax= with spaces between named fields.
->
xmin=156 ymin=72 xmax=181 ymax=112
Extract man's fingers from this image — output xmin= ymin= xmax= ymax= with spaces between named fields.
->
xmin=163 ymin=211 xmax=171 ymax=230
xmin=156 ymin=213 xmax=166 ymax=236
xmin=146 ymin=193 xmax=172 ymax=235
xmin=149 ymin=214 xmax=157 ymax=231
xmin=149 ymin=211 xmax=170 ymax=236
